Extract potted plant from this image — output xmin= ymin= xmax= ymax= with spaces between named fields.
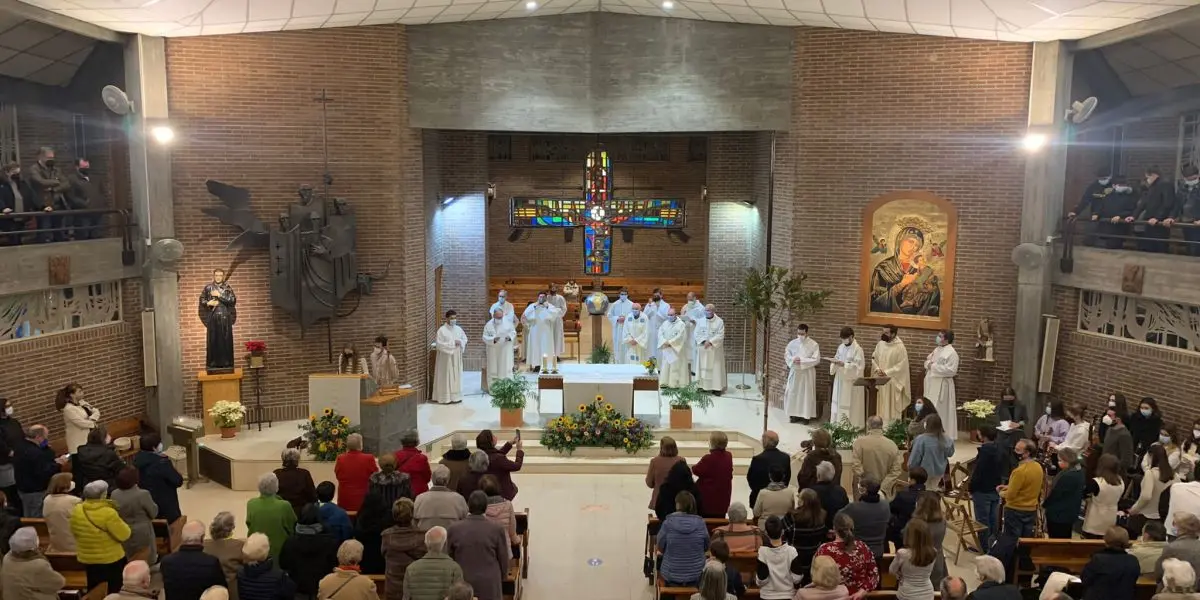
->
xmin=733 ymin=266 xmax=831 ymax=432
xmin=818 ymin=416 xmax=866 ymax=450
xmin=209 ymin=400 xmax=247 ymax=438
xmin=588 ymin=342 xmax=613 ymax=365
xmin=641 ymin=356 xmax=657 ymax=376
xmin=961 ymin=399 xmax=998 ymax=443
xmin=489 ymin=375 xmax=532 ymax=428
xmin=661 ymin=381 xmax=714 ymax=429
xmin=246 ymin=340 xmax=267 ymax=368
xmin=883 ymin=418 xmax=909 ymax=449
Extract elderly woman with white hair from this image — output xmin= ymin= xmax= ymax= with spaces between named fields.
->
xmin=794 ymin=555 xmax=849 ymax=600
xmin=711 ymin=502 xmax=765 ymax=553
xmin=69 ymin=480 xmax=131 ymax=593
xmin=455 ymin=450 xmax=489 ymax=499
xmin=204 ymin=512 xmax=246 ymax=600
xmin=246 ymin=473 xmax=297 ymax=560
xmin=334 ymin=433 xmax=378 ymax=512
xmin=967 ymin=555 xmax=1021 ymax=600
xmin=811 ymin=460 xmax=850 ymax=529
xmin=273 ymin=448 xmax=316 ymax=516
xmin=1159 ymin=513 xmax=1200 ymax=590
xmin=439 ymin=434 xmax=472 ymax=492
xmin=318 ymin=540 xmax=380 ymax=600
xmin=690 ymin=559 xmax=737 ymax=600
xmin=1155 ymin=559 xmax=1200 ymax=600
xmin=236 ymin=533 xmax=296 ymax=600
xmin=2 ymin=526 xmax=65 ymax=600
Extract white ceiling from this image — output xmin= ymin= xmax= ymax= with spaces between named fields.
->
xmin=0 ymin=12 xmax=95 ymax=86
xmin=1101 ymin=20 xmax=1200 ymax=95
xmin=12 ymin=0 xmax=1200 ymax=39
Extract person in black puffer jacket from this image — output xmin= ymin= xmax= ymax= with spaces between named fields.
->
xmin=72 ymin=426 xmax=124 ymax=493
xmin=279 ymin=504 xmax=339 ymax=598
xmin=1080 ymin=526 xmax=1141 ymax=600
xmin=238 ymin=532 xmax=296 ymax=600
xmin=1132 ymin=167 xmax=1177 ymax=253
xmin=132 ymin=431 xmax=184 ymax=524
xmin=0 ymin=398 xmax=27 ymax=515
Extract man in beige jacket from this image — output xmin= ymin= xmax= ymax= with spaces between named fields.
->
xmin=852 ymin=416 xmax=904 ymax=498
xmin=2 ymin=527 xmax=65 ymax=600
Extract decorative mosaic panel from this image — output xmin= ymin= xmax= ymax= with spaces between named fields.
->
xmin=1079 ymin=290 xmax=1200 ymax=353
xmin=0 ymin=282 xmax=122 ymax=343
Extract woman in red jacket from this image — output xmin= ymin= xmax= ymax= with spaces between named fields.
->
xmin=692 ymin=431 xmax=734 ymax=518
xmin=334 ymin=433 xmax=378 ymax=511
xmin=393 ymin=431 xmax=433 ymax=497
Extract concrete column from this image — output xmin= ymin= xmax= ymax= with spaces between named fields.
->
xmin=1012 ymin=42 xmax=1073 ymax=416
xmin=124 ymin=35 xmax=183 ymax=442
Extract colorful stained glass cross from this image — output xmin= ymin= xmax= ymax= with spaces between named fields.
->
xmin=508 ymin=146 xmax=685 ymax=275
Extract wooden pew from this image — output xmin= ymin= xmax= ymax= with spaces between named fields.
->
xmin=50 ymin=415 xmax=149 ymax=462
xmin=23 ymin=517 xmax=178 ymax=557
xmin=46 ymin=552 xmax=90 ymax=591
xmin=1015 ymin=538 xmax=1104 ymax=583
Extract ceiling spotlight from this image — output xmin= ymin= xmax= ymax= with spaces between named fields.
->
xmin=150 ymin=125 xmax=174 ymax=144
xmin=525 ymin=1 xmax=537 ymax=9
xmin=662 ymin=0 xmax=674 ymax=8
xmin=1022 ymin=132 xmax=1048 ymax=152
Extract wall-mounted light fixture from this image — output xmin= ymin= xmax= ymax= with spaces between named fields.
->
xmin=700 ymin=184 xmax=708 ymax=202
xmin=486 ymin=183 xmax=497 ymax=204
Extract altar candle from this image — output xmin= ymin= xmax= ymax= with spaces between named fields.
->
xmin=551 ymin=355 xmax=557 ymax=372
xmin=541 ymin=354 xmax=547 ymax=371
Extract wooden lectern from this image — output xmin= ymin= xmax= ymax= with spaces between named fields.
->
xmin=853 ymin=376 xmax=891 ymax=420
xmin=198 ymin=369 xmax=244 ymax=435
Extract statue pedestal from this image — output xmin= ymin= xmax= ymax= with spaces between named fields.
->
xmin=197 ymin=369 xmax=244 ymax=435
xmin=360 ymin=388 xmax=417 ymax=454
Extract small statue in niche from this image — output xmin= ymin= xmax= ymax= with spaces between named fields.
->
xmin=199 ymin=267 xmax=237 ymax=374
xmin=975 ymin=317 xmax=995 ymax=362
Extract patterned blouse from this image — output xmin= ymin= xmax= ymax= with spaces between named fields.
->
xmin=814 ymin=539 xmax=880 ymax=595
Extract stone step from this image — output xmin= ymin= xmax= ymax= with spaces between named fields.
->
xmin=513 ymin=455 xmax=753 ymax=475
xmin=431 ymin=438 xmax=755 ymax=459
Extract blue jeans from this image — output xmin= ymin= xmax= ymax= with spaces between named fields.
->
xmin=973 ymin=491 xmax=1001 ymax=550
xmin=1003 ymin=507 xmax=1036 ymax=538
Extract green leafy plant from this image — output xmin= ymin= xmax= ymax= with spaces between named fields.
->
xmin=661 ymin=381 xmax=715 ymax=412
xmin=588 ymin=342 xmax=613 ymax=365
xmin=541 ymin=398 xmax=655 ymax=455
xmin=819 ymin=416 xmax=866 ymax=450
xmin=299 ymin=408 xmax=361 ymax=461
xmin=488 ymin=375 xmax=533 ymax=410
xmin=883 ymin=418 xmax=909 ymax=449
xmin=733 ymin=266 xmax=832 ymax=432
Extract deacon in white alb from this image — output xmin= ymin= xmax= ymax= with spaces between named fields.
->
xmin=621 ymin=303 xmax=650 ymax=365
xmin=679 ymin=292 xmax=705 ymax=372
xmin=643 ymin=290 xmax=671 ymax=362
xmin=694 ymin=304 xmax=726 ymax=394
xmin=657 ymin=309 xmax=689 ymax=387
xmin=829 ymin=326 xmax=865 ymax=427
xmin=522 ymin=292 xmax=560 ymax=372
xmin=482 ymin=308 xmax=516 ymax=388
xmin=489 ymin=289 xmax=516 ymax=325
xmin=606 ymin=288 xmax=633 ymax=363
xmin=432 ymin=310 xmax=468 ymax=404
xmin=783 ymin=323 xmax=821 ymax=423
xmin=871 ymin=324 xmax=911 ymax=424
xmin=547 ymin=283 xmax=567 ymax=357
xmin=923 ymin=329 xmax=960 ymax=440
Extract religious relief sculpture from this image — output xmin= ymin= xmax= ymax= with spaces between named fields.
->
xmin=199 ymin=268 xmax=237 ymax=374
xmin=975 ymin=318 xmax=995 ymax=362
xmin=858 ymin=191 xmax=957 ymax=330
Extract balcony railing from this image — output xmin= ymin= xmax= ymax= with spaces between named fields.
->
xmin=0 ymin=209 xmax=137 ymax=265
xmin=1059 ymin=216 xmax=1200 ymax=273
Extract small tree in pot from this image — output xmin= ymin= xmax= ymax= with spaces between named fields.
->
xmin=490 ymin=375 xmax=533 ymax=428
xmin=661 ymin=381 xmax=715 ymax=429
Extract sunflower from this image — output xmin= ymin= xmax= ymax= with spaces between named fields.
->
xmin=341 ymin=416 xmax=350 ymax=425
xmin=323 ymin=408 xmax=333 ymax=416
xmin=623 ymin=437 xmax=629 ymax=444
xmin=605 ymin=403 xmax=613 ymax=411
xmin=309 ymin=415 xmax=317 ymax=421
xmin=595 ymin=394 xmax=603 ymax=402
xmin=578 ymin=404 xmax=587 ymax=412
xmin=331 ymin=428 xmax=340 ymax=436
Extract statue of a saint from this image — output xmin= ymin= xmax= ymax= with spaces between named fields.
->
xmin=975 ymin=317 xmax=994 ymax=362
xmin=199 ymin=268 xmax=237 ymax=374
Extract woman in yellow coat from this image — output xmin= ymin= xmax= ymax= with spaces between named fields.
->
xmin=69 ymin=480 xmax=131 ymax=594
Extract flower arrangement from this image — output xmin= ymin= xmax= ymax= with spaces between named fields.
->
xmin=208 ymin=401 xmax=246 ymax=429
xmin=818 ymin=416 xmax=865 ymax=450
xmin=642 ymin=356 xmax=657 ymax=374
xmin=299 ymin=408 xmax=361 ymax=461
xmin=961 ymin=399 xmax=998 ymax=428
xmin=661 ymin=381 xmax=715 ymax=411
xmin=541 ymin=396 xmax=654 ymax=455
xmin=245 ymin=340 xmax=267 ymax=353
xmin=489 ymin=375 xmax=532 ymax=411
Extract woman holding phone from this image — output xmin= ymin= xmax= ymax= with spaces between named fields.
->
xmin=56 ymin=383 xmax=99 ymax=455
xmin=477 ymin=429 xmax=523 ymax=501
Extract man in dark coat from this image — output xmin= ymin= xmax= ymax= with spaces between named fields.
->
xmin=26 ymin=147 xmax=66 ymax=243
xmin=1178 ymin=165 xmax=1200 ymax=256
xmin=1091 ymin=177 xmax=1140 ymax=249
xmin=161 ymin=521 xmax=227 ymax=600
xmin=0 ymin=162 xmax=34 ymax=244
xmin=65 ymin=158 xmax=103 ymax=239
xmin=746 ymin=430 xmax=791 ymax=508
xmin=1131 ymin=166 xmax=1177 ymax=253
xmin=132 ymin=432 xmax=184 ymax=524
xmin=446 ymin=492 xmax=508 ymax=600
xmin=13 ymin=425 xmax=63 ymax=518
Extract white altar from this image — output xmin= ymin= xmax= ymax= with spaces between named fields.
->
xmin=308 ymin=373 xmax=371 ymax=424
xmin=538 ymin=364 xmax=655 ymax=415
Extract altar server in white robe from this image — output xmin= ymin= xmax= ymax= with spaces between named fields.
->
xmin=694 ymin=304 xmax=726 ymax=394
xmin=433 ymin=310 xmax=468 ymax=404
xmin=483 ymin=309 xmax=516 ymax=388
xmin=621 ymin=304 xmax=650 ymax=364
xmin=489 ymin=289 xmax=516 ymax=325
xmin=783 ymin=323 xmax=821 ymax=423
xmin=657 ymin=309 xmax=690 ymax=387
xmin=644 ymin=291 xmax=671 ymax=362
xmin=923 ymin=329 xmax=960 ymax=440
xmin=522 ymin=293 xmax=560 ymax=372
xmin=606 ymin=289 xmax=633 ymax=363
xmin=871 ymin=324 xmax=911 ymax=424
xmin=829 ymin=326 xmax=865 ymax=426
xmin=547 ymin=283 xmax=567 ymax=357
xmin=679 ymin=292 xmax=705 ymax=373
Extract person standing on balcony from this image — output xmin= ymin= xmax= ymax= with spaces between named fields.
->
xmin=1129 ymin=166 xmax=1177 ymax=253
xmin=1179 ymin=165 xmax=1200 ymax=257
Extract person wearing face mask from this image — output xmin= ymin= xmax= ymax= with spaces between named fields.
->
xmin=993 ymin=386 xmax=1027 ymax=470
xmin=996 ymin=439 xmax=1043 ymax=538
xmin=0 ymin=397 xmax=25 ymax=515
xmin=433 ymin=310 xmax=468 ymax=404
xmin=621 ymin=303 xmax=650 ymax=365
xmin=1093 ymin=176 xmax=1141 ymax=249
xmin=784 ymin=324 xmax=821 ymax=424
xmin=1179 ymin=165 xmax=1200 ymax=257
xmin=1034 ymin=399 xmax=1070 ymax=450
xmin=694 ymin=304 xmax=726 ymax=395
xmin=482 ymin=308 xmax=516 ymax=390
xmin=1102 ymin=408 xmax=1135 ymax=474
xmin=922 ymin=330 xmax=959 ymax=442
xmin=1128 ymin=397 xmax=1164 ymax=455
xmin=1069 ymin=167 xmax=1114 ymax=221
xmin=1141 ymin=427 xmax=1182 ymax=475
xmin=488 ymin=289 xmax=515 ymax=326
xmin=871 ymin=324 xmax=911 ymax=424
xmin=1052 ymin=402 xmax=1092 ymax=454
xmin=657 ymin=309 xmax=690 ymax=387
xmin=336 ymin=343 xmax=367 ymax=375
xmin=65 ymin=158 xmax=102 ymax=240
xmin=28 ymin=147 xmax=67 ymax=243
xmin=1042 ymin=446 xmax=1086 ymax=539
xmin=14 ymin=424 xmax=66 ymax=518
xmin=1128 ymin=166 xmax=1178 ymax=253
xmin=679 ymin=292 xmax=705 ymax=374
xmin=369 ymin=335 xmax=399 ymax=388
xmin=829 ymin=327 xmax=866 ymax=427
xmin=644 ymin=289 xmax=671 ymax=363
xmin=133 ymin=431 xmax=184 ymax=536
xmin=55 ymin=382 xmax=99 ymax=455
xmin=1098 ymin=393 xmax=1129 ymax=443
xmin=546 ymin=282 xmax=567 ymax=358
xmin=606 ymin=288 xmax=633 ymax=363
xmin=1179 ymin=419 xmax=1200 ymax=482
xmin=0 ymin=162 xmax=34 ymax=245
xmin=521 ymin=293 xmax=559 ymax=373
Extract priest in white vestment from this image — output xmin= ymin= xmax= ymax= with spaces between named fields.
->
xmin=923 ymin=330 xmax=960 ymax=440
xmin=657 ymin=309 xmax=689 ymax=387
xmin=783 ymin=324 xmax=821 ymax=422
xmin=644 ymin=293 xmax=670 ymax=362
xmin=369 ymin=335 xmax=400 ymax=388
xmin=871 ymin=325 xmax=911 ymax=423
xmin=606 ymin=289 xmax=633 ymax=363
xmin=483 ymin=309 xmax=516 ymax=388
xmin=432 ymin=311 xmax=468 ymax=404
xmin=679 ymin=292 xmax=705 ymax=373
xmin=489 ymin=289 xmax=516 ymax=325
xmin=829 ymin=326 xmax=865 ymax=426
xmin=694 ymin=304 xmax=726 ymax=394
xmin=522 ymin=293 xmax=560 ymax=372
xmin=621 ymin=304 xmax=650 ymax=365
xmin=548 ymin=283 xmax=567 ymax=357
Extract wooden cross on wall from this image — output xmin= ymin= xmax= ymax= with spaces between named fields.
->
xmin=508 ymin=145 xmax=685 ymax=275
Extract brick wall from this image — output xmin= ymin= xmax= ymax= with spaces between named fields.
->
xmin=166 ymin=26 xmax=428 ymax=414
xmin=771 ymin=28 xmax=1033 ymax=410
xmin=486 ymin=135 xmax=708 ymax=282
xmin=1051 ymin=285 xmax=1199 ymax=427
